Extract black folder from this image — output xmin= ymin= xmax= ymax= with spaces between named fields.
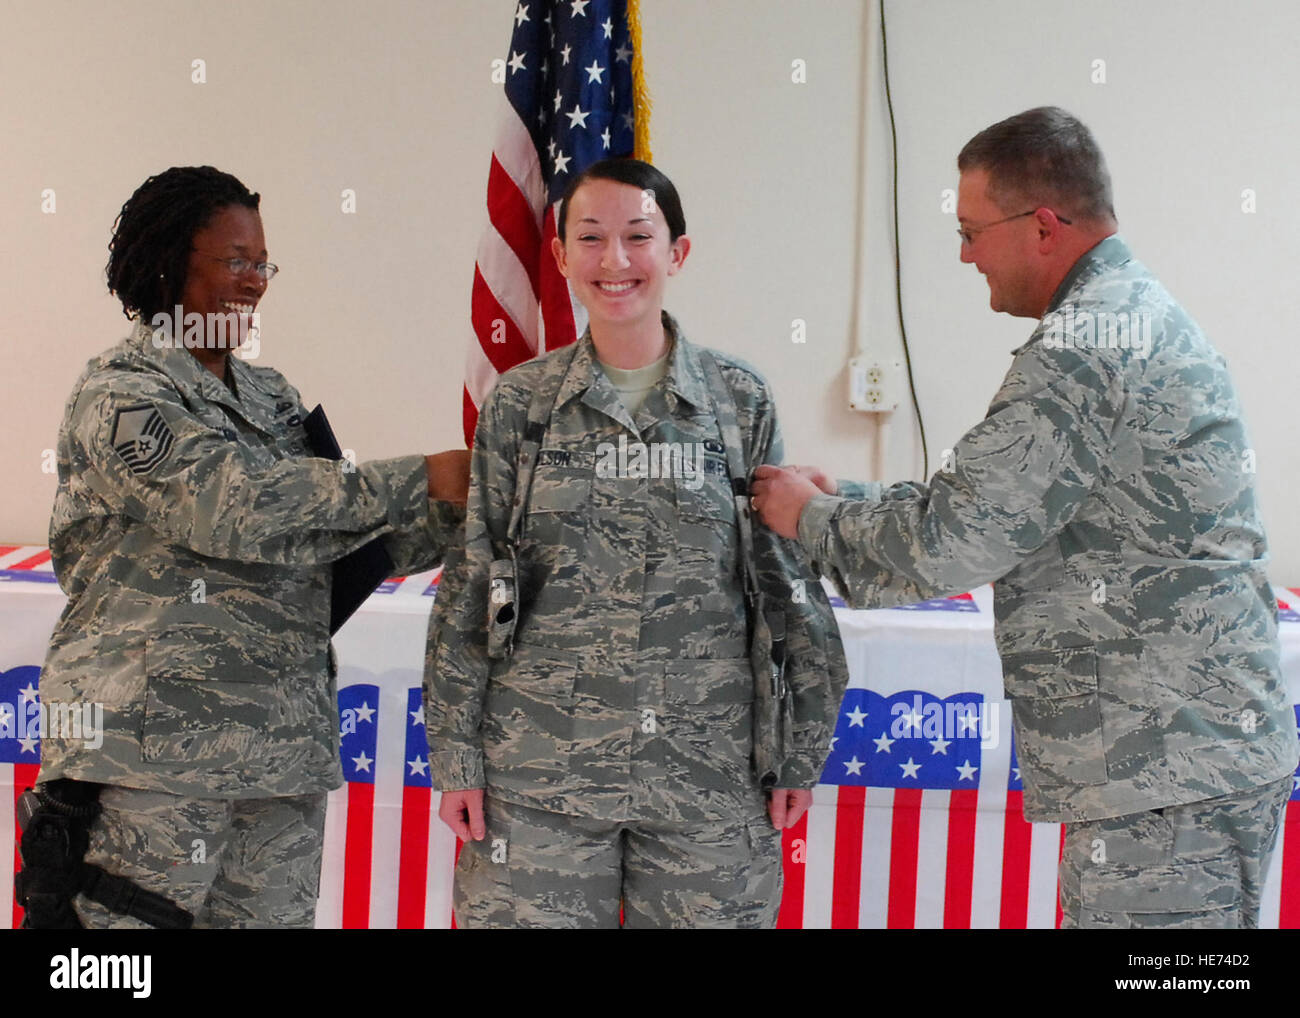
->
xmin=303 ymin=404 xmax=396 ymax=634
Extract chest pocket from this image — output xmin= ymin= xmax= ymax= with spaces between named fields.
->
xmin=190 ymin=404 xmax=283 ymax=469
xmin=516 ymin=453 xmax=594 ymax=626
xmin=674 ymin=454 xmax=736 ymax=569
xmin=521 ymin=455 xmax=592 ymax=562
xmin=528 ymin=467 xmax=591 ymax=513
xmin=526 ymin=450 xmax=593 ymax=518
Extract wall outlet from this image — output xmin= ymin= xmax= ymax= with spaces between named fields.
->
xmin=848 ymin=356 xmax=903 ymax=412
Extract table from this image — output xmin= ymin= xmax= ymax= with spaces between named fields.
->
xmin=3 ymin=543 xmax=1298 ymax=928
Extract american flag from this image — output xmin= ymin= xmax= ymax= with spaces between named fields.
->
xmin=463 ymin=0 xmax=649 ymax=445
xmin=827 ymin=591 xmax=979 ymax=613
xmin=1279 ymin=589 xmax=1300 ymax=624
xmin=1 ymin=665 xmax=41 ymax=930
xmin=1275 ymin=705 xmax=1300 ymax=928
xmin=775 ymin=682 xmax=1067 ymax=929
xmin=0 ymin=544 xmax=56 ymax=584
xmin=315 ymin=682 xmax=456 ymax=929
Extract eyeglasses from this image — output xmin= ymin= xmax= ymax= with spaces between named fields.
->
xmin=957 ymin=209 xmax=1072 ymax=246
xmin=191 ymin=250 xmax=280 ymax=281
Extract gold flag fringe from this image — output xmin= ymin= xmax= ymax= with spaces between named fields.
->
xmin=627 ymin=0 xmax=652 ymax=162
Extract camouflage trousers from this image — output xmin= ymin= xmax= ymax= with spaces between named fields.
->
xmin=72 ymin=785 xmax=328 ymax=929
xmin=453 ymin=795 xmax=784 ymax=928
xmin=1059 ymin=775 xmax=1292 ymax=928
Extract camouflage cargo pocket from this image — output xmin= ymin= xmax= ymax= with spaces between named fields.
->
xmin=1080 ymin=860 xmax=1240 ymax=929
xmin=1002 ymin=646 xmax=1107 ymax=787
xmin=140 ymin=626 xmax=277 ymax=766
xmin=482 ymin=644 xmax=580 ymax=787
xmin=663 ymin=658 xmax=754 ymax=793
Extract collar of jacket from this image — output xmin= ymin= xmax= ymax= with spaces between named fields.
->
xmin=552 ymin=310 xmax=714 ymax=422
xmin=1011 ymin=234 xmax=1134 ymax=355
xmin=126 ymin=318 xmax=288 ymax=438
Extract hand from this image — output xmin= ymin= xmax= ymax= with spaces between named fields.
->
xmin=768 ymin=787 xmax=813 ymax=829
xmin=750 ymin=464 xmax=823 ymax=539
xmin=438 ymin=787 xmax=486 ymax=840
xmin=787 ymin=465 xmax=837 ymax=496
xmin=426 ymin=450 xmax=471 ymax=504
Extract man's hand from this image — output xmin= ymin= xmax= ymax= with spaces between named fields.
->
xmin=787 ymin=465 xmax=838 ymax=496
xmin=426 ymin=450 xmax=471 ymax=504
xmin=750 ymin=464 xmax=823 ymax=539
xmin=438 ymin=787 xmax=486 ymax=840
xmin=768 ymin=787 xmax=813 ymax=829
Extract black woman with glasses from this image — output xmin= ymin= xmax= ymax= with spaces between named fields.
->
xmin=17 ymin=166 xmax=469 ymax=929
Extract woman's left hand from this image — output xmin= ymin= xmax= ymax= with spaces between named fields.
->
xmin=767 ymin=787 xmax=813 ymax=829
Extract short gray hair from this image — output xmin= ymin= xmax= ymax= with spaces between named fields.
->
xmin=958 ymin=107 xmax=1115 ymax=223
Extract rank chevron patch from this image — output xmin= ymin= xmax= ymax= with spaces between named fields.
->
xmin=110 ymin=404 xmax=175 ymax=475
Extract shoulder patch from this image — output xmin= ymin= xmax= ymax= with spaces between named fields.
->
xmin=109 ymin=404 xmax=175 ymax=475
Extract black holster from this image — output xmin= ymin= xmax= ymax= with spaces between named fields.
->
xmin=14 ymin=780 xmax=194 ymax=930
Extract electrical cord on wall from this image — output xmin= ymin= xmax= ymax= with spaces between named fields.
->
xmin=879 ymin=0 xmax=929 ymax=481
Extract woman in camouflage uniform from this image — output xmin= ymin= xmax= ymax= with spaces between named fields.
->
xmin=26 ymin=167 xmax=467 ymax=928
xmin=427 ymin=160 xmax=848 ymax=928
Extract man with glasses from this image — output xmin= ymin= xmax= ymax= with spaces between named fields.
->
xmin=752 ymin=107 xmax=1297 ymax=928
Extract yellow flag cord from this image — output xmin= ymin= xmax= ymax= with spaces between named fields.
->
xmin=627 ymin=0 xmax=652 ymax=162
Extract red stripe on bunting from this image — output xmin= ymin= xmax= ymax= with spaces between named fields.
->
xmin=11 ymin=763 xmax=39 ymax=930
xmin=341 ymin=784 xmax=373 ymax=929
xmin=776 ymin=811 xmax=808 ymax=929
xmin=1055 ymin=825 xmax=1066 ymax=928
xmin=943 ymin=788 xmax=978 ymax=928
xmin=999 ymin=789 xmax=1031 ymax=928
xmin=886 ymin=788 xmax=921 ymax=928
xmin=7 ymin=550 xmax=50 ymax=570
xmin=830 ymin=786 xmax=865 ymax=928
xmin=396 ymin=785 xmax=431 ymax=929
xmin=1280 ymin=801 xmax=1300 ymax=928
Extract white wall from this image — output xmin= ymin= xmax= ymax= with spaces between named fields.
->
xmin=3 ymin=0 xmax=1298 ymax=578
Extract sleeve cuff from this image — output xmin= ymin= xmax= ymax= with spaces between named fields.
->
xmin=430 ymin=747 xmax=485 ymax=790
xmin=371 ymin=454 xmax=430 ymax=530
xmin=835 ymin=479 xmax=885 ymax=501
xmin=796 ymin=492 xmax=843 ymax=563
xmin=779 ymin=748 xmax=829 ymax=789
xmin=380 ymin=496 xmax=468 ymax=577
xmin=429 ymin=497 xmax=468 ymax=542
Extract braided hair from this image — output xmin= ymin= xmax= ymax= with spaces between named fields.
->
xmin=107 ymin=166 xmax=260 ymax=321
